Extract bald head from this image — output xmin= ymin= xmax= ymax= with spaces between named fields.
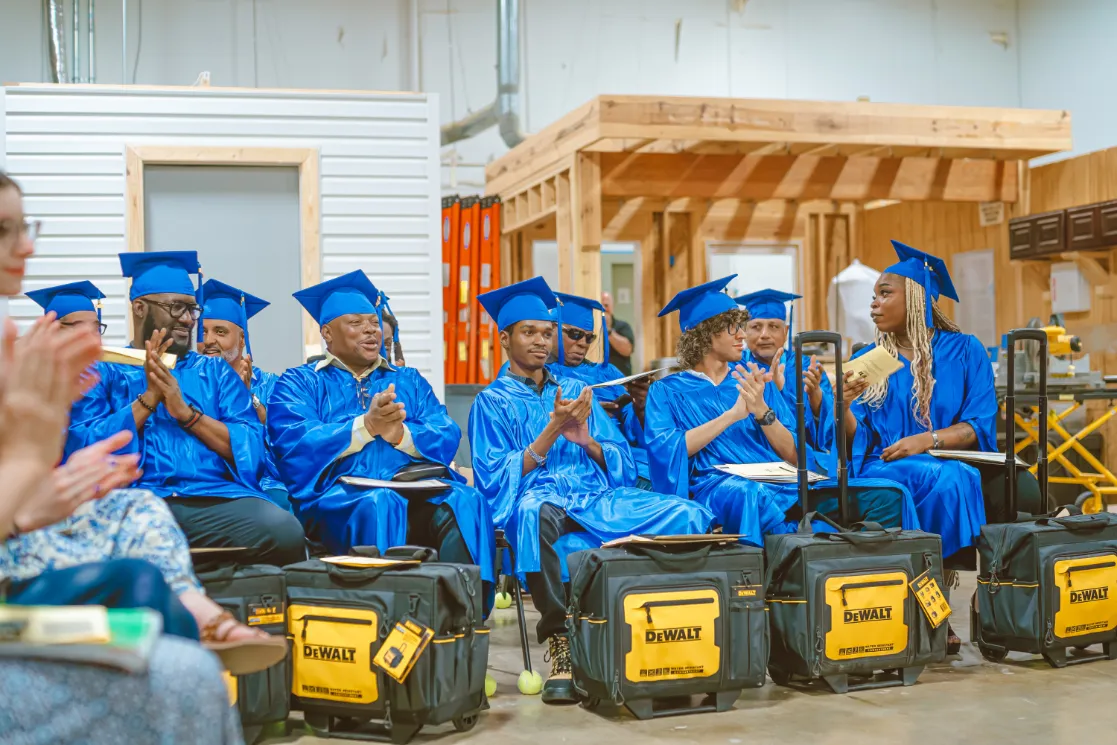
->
xmin=601 ymin=292 xmax=614 ymax=314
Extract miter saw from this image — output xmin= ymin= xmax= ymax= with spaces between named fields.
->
xmin=996 ymin=315 xmax=1102 ymax=390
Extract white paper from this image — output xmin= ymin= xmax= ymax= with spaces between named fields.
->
xmin=588 ymin=367 xmax=671 ymax=389
xmin=844 ymin=346 xmax=903 ymax=388
xmin=715 ymin=462 xmax=825 ymax=484
xmin=340 ymin=476 xmax=449 ymax=490
xmin=929 ymin=450 xmax=1028 ymax=467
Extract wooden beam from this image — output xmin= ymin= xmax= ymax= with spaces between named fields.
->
xmin=638 ymin=213 xmax=659 ymax=369
xmin=662 ymin=211 xmax=692 ymax=357
xmin=555 ymin=170 xmax=573 ymax=291
xmin=600 ymin=153 xmax=1020 ymax=203
xmin=573 ymin=152 xmax=603 ymax=299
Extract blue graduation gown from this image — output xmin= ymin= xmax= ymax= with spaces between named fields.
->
xmin=468 ymin=371 xmax=713 ymax=577
xmin=645 ymin=370 xmax=917 ymax=546
xmin=549 ymin=360 xmax=651 ymax=482
xmin=741 ymin=348 xmax=836 ymax=460
xmin=850 ymin=331 xmax=994 ymax=558
xmin=266 ymin=362 xmax=494 ymax=584
xmin=250 ymin=367 xmax=286 ymax=497
xmin=67 ymin=352 xmax=269 ymax=501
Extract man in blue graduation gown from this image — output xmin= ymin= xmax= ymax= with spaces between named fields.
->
xmin=546 ymin=292 xmax=652 ymax=487
xmin=469 ymin=277 xmax=713 ymax=705
xmin=645 ymin=275 xmax=917 ymax=545
xmin=66 ymin=252 xmax=306 ymax=568
xmin=266 ymin=271 xmax=494 ymax=594
xmin=198 ymin=278 xmax=290 ymax=510
xmin=736 ymin=289 xmax=835 ymax=463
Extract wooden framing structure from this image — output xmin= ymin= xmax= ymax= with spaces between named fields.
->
xmin=485 ymin=95 xmax=1071 ymax=363
xmin=124 ymin=145 xmax=321 ymax=351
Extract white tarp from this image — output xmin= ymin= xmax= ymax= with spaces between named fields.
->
xmin=827 ymin=259 xmax=880 ymax=353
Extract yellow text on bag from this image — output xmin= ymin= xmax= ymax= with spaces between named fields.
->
xmin=824 ymin=572 xmax=909 ymax=661
xmin=1053 ymin=554 xmax=1117 ymax=639
xmin=289 ymin=605 xmax=380 ymax=705
xmin=623 ymin=588 xmax=720 ymax=683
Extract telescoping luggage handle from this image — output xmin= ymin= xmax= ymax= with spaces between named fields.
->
xmin=793 ymin=331 xmax=848 ymax=526
xmin=1004 ymin=329 xmax=1049 ymax=516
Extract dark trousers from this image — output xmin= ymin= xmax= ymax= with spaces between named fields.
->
xmin=406 ymin=499 xmax=471 ymax=565
xmin=167 ymin=496 xmax=307 ymax=571
xmin=523 ymin=504 xmax=580 ymax=643
xmin=7 ymin=558 xmax=199 ymax=640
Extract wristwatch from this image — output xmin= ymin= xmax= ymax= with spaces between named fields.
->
xmin=757 ymin=408 xmax=778 ymax=427
xmin=251 ymin=393 xmax=264 ymax=410
xmin=930 ymin=430 xmax=942 ymax=450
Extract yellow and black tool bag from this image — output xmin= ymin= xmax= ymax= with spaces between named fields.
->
xmin=567 ymin=536 xmax=767 ymax=720
xmin=765 ymin=331 xmax=948 ymax=694
xmin=973 ymin=328 xmax=1117 ymax=668
xmin=284 ymin=547 xmax=488 ymax=743
xmin=197 ymin=564 xmax=289 ymax=733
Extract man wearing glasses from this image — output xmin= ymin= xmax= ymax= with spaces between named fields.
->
xmin=65 ymin=251 xmax=306 ymax=569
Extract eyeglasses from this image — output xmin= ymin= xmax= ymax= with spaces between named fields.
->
xmin=0 ymin=218 xmax=42 ymax=246
xmin=143 ymin=299 xmax=201 ymax=320
xmin=724 ymin=322 xmax=743 ymax=335
xmin=564 ymin=327 xmax=598 ymax=344
xmin=60 ymin=319 xmax=108 ymax=336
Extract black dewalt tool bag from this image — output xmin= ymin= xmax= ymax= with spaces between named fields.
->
xmin=284 ymin=546 xmax=488 ymax=743
xmin=973 ymin=329 xmax=1117 ymax=668
xmin=197 ymin=563 xmax=290 ymax=735
xmin=567 ymin=536 xmax=767 ymax=720
xmin=765 ymin=331 xmax=948 ymax=694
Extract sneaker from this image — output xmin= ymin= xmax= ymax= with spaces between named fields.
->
xmin=541 ymin=634 xmax=577 ymax=705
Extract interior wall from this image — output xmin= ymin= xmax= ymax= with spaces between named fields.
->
xmin=0 ymin=0 xmax=1030 ymax=194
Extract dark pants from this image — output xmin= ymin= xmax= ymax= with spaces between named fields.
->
xmin=789 ymin=487 xmax=906 ymax=529
xmin=167 ymin=496 xmax=307 ymax=571
xmin=406 ymin=499 xmax=471 ymax=566
xmin=7 ymin=558 xmax=199 ymax=640
xmin=524 ymin=503 xmax=580 ymax=643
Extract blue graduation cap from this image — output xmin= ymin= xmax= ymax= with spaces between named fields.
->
xmin=658 ymin=275 xmax=739 ymax=332
xmin=735 ymin=288 xmax=802 ymax=352
xmin=25 ymin=280 xmax=106 ymax=322
xmin=200 ymin=279 xmax=269 ymax=358
xmin=478 ymin=276 xmax=561 ymax=363
xmin=293 ymin=270 xmax=381 ymax=327
xmin=553 ymin=292 xmax=610 ymax=367
xmin=884 ymin=240 xmax=959 ymax=327
xmin=119 ymin=251 xmax=205 ymax=341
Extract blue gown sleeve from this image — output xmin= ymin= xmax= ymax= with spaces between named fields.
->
xmin=617 ymin=402 xmax=646 ymax=448
xmin=212 ymin=362 xmax=267 ymax=487
xmin=400 ymin=369 xmax=463 ymax=466
xmin=644 ymin=381 xmax=691 ymax=499
xmin=267 ymin=370 xmax=355 ymax=498
xmin=810 ymin=369 xmax=836 ymax=451
xmin=583 ymin=390 xmax=638 ymax=489
xmin=467 ymin=390 xmax=528 ymax=527
xmin=957 ymin=335 xmax=998 ymax=451
xmin=65 ymin=365 xmax=140 ymax=460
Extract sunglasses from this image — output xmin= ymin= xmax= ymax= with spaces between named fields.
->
xmin=563 ymin=327 xmax=597 ymax=344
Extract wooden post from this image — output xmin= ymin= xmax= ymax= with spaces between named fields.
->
xmin=662 ymin=211 xmax=693 ymax=357
xmin=638 ymin=212 xmax=659 ymax=368
xmin=573 ymin=152 xmax=603 ymax=300
xmin=555 ymin=170 xmax=572 ymax=291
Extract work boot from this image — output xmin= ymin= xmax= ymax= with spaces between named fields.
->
xmin=542 ymin=634 xmax=576 ymax=705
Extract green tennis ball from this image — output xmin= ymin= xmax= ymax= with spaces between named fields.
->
xmin=485 ymin=674 xmax=497 ymax=698
xmin=494 ymin=592 xmax=513 ymax=609
xmin=517 ymin=670 xmax=543 ymax=695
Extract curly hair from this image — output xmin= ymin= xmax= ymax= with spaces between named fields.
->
xmin=860 ymin=276 xmax=960 ymax=428
xmin=676 ymin=308 xmax=751 ymax=369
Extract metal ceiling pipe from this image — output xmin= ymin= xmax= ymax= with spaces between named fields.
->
xmin=88 ymin=0 xmax=95 ymax=82
xmin=46 ymin=0 xmax=68 ymax=83
xmin=440 ymin=0 xmax=525 ymax=147
xmin=71 ymin=0 xmax=80 ymax=82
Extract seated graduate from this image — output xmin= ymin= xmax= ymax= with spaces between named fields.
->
xmin=843 ymin=240 xmax=1043 ymax=553
xmin=546 ymin=292 xmax=651 ymax=487
xmin=737 ymin=288 xmax=835 ymax=459
xmin=468 ymin=277 xmax=713 ymax=705
xmin=645 ymin=275 xmax=917 ymax=545
xmin=66 ymin=251 xmax=306 ymax=568
xmin=197 ymin=278 xmax=290 ymax=510
xmin=266 ymin=271 xmax=494 ymax=591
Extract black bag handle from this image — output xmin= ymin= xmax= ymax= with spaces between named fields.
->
xmin=823 ymin=526 xmax=903 ymax=546
xmin=797 ymin=511 xmax=845 ymax=534
xmin=1005 ymin=328 xmax=1049 ymax=517
xmin=794 ymin=330 xmax=848 ymax=526
xmin=1035 ymin=514 xmax=1112 ymax=531
xmin=849 ymin=521 xmax=885 ymax=532
xmin=195 ymin=564 xmax=237 ymax=583
xmin=380 ymin=545 xmax=439 ymax=562
xmin=623 ymin=542 xmax=715 ymax=572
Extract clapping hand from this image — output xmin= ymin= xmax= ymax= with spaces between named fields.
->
xmin=557 ymin=388 xmax=594 ymax=446
xmin=803 ymin=356 xmax=825 ymax=411
xmin=364 ymin=383 xmax=406 ymax=444
xmin=234 ymin=354 xmax=254 ymax=389
xmin=730 ymin=363 xmax=772 ymax=421
xmin=145 ymin=330 xmax=190 ymax=421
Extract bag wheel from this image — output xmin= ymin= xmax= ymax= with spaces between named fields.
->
xmin=452 ymin=713 xmax=479 ymax=732
xmin=580 ymin=697 xmax=601 ymax=710
xmin=979 ymin=641 xmax=1009 ymax=663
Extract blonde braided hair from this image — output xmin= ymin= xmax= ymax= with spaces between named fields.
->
xmin=860 ymin=276 xmax=959 ymax=429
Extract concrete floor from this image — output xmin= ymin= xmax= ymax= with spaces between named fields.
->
xmin=261 ymin=572 xmax=1117 ymax=745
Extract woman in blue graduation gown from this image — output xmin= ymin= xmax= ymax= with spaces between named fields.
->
xmin=843 ymin=241 xmax=994 ymax=563
xmin=267 ymin=271 xmax=494 ymax=588
xmin=646 ymin=276 xmax=918 ymax=546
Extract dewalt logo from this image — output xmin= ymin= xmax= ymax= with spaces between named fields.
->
xmin=303 ymin=644 xmax=357 ymax=663
xmin=644 ymin=626 xmax=702 ymax=644
xmin=1070 ymin=586 xmax=1109 ymax=604
xmin=843 ymin=606 xmax=893 ymax=624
